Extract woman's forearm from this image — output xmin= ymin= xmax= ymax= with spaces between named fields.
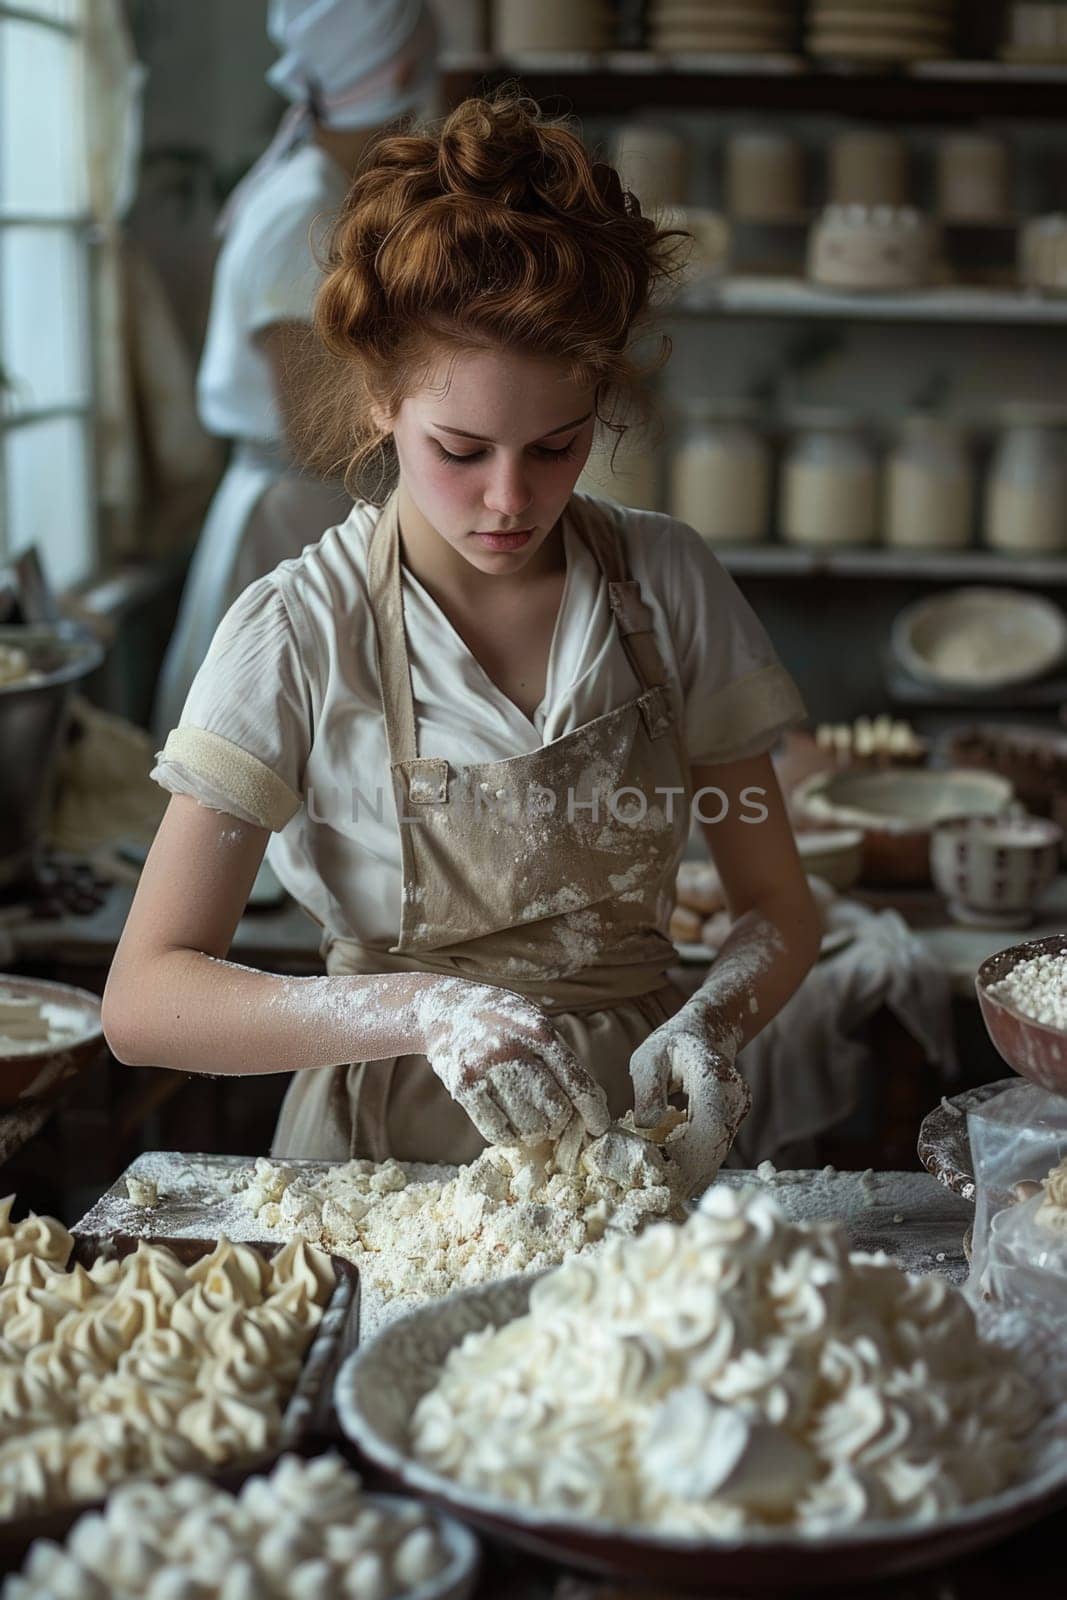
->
xmin=680 ymin=890 xmax=822 ymax=1054
xmin=103 ymin=949 xmax=441 ymax=1076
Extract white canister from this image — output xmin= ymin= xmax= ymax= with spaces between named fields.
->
xmin=885 ymin=417 xmax=974 ymax=549
xmin=670 ymin=401 xmax=772 ymax=545
xmin=492 ymin=0 xmax=609 ymax=53
xmin=612 ymin=123 xmax=689 ymax=212
xmin=984 ymin=403 xmax=1067 ymax=553
xmin=936 ymin=134 xmax=1012 ymax=223
xmin=782 ymin=410 xmax=879 ymax=547
xmin=724 ymin=131 xmax=806 ymax=222
xmin=828 ymin=130 xmax=909 ymax=208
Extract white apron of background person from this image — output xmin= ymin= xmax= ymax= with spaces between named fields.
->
xmin=151 ymin=141 xmax=351 ymax=740
xmin=151 ymin=492 xmax=806 ymax=1160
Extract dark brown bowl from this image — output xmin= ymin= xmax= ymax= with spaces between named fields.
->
xmin=336 ymin=1272 xmax=1067 ymax=1594
xmin=976 ymin=934 xmax=1067 ymax=1095
xmin=0 ymin=974 xmax=106 ymax=1106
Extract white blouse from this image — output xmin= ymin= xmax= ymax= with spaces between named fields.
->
xmin=152 ymin=496 xmax=805 ymax=946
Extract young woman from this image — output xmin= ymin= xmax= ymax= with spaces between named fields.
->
xmin=104 ymin=93 xmax=820 ymax=1197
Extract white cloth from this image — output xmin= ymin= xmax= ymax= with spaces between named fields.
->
xmin=723 ymin=897 xmax=959 ymax=1166
xmin=152 ymin=495 xmax=806 ymax=948
xmin=197 ymin=142 xmax=347 ymax=444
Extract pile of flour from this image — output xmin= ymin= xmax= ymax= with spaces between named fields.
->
xmin=239 ymin=1118 xmax=683 ymax=1318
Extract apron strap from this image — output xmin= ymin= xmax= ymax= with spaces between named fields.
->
xmin=367 ymin=491 xmax=421 ymax=769
xmin=569 ymin=496 xmax=674 ymax=735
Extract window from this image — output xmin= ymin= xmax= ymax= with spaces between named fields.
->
xmin=0 ymin=1 xmax=95 ymax=590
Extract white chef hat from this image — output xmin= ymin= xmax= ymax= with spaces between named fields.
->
xmin=267 ymin=0 xmax=437 ymax=129
xmin=217 ymin=0 xmax=437 ymax=233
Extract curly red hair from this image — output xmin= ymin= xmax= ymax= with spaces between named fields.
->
xmin=297 ymin=90 xmax=685 ymax=499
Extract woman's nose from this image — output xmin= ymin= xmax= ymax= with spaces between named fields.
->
xmin=483 ymin=457 xmax=533 ymax=519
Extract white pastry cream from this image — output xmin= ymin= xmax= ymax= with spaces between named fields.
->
xmin=0 ymin=1197 xmax=336 ymax=1519
xmin=5 ymin=1454 xmax=451 ymax=1600
xmin=410 ymin=1186 xmax=1043 ymax=1534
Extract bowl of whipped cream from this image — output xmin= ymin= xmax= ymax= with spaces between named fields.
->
xmin=336 ymin=1184 xmax=1067 ymax=1591
xmin=0 ymin=975 xmax=105 ymax=1105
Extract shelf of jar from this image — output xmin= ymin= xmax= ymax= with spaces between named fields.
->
xmin=442 ymin=53 xmax=1067 ymax=84
xmin=708 ymin=544 xmax=1067 ymax=583
xmin=672 ymin=276 xmax=1067 ymax=325
xmin=440 ymin=56 xmax=1067 ymax=115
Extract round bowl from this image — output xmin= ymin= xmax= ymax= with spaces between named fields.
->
xmin=795 ymin=827 xmax=865 ymax=891
xmin=0 ymin=974 xmax=105 ymax=1106
xmin=976 ymin=934 xmax=1067 ymax=1096
xmin=792 ymin=767 xmax=1015 ymax=885
xmin=930 ymin=813 xmax=1062 ymax=929
xmin=0 ymin=622 xmax=104 ymax=886
xmin=890 ymin=587 xmax=1067 ymax=693
xmin=335 ymin=1273 xmax=1067 ymax=1595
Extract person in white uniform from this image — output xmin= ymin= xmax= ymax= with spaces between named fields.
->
xmin=152 ymin=0 xmax=438 ymax=739
xmin=107 ymin=92 xmax=821 ymax=1196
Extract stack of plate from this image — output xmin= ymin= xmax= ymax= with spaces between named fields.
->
xmin=647 ymin=0 xmax=795 ymax=55
xmin=805 ymin=0 xmax=957 ymax=64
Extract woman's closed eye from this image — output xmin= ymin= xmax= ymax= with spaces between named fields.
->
xmin=432 ymin=439 xmax=579 ymax=467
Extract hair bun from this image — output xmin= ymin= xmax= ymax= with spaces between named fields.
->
xmin=436 ymin=94 xmax=595 ymax=215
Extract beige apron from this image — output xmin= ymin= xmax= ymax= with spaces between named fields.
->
xmin=272 ymin=492 xmax=694 ymax=1163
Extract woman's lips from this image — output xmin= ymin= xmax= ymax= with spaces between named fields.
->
xmin=473 ymin=528 xmax=533 ymax=551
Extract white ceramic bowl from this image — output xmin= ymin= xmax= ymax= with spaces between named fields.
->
xmin=891 ymin=587 xmax=1067 ymax=692
xmin=930 ymin=813 xmax=1063 ymax=928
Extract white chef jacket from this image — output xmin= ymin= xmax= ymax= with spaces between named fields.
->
xmin=152 ymin=495 xmax=806 ymax=946
xmin=197 ymin=140 xmax=349 ymax=445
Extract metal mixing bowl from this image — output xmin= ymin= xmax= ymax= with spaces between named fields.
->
xmin=0 ymin=622 xmax=105 ymax=886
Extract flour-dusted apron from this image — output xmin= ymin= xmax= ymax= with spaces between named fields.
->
xmin=272 ymin=492 xmax=694 ymax=1162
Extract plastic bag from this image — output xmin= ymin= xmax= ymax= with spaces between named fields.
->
xmin=967 ymin=1080 xmax=1067 ymax=1323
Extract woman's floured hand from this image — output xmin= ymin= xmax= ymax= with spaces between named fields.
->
xmin=414 ymin=978 xmax=610 ymax=1147
xmin=629 ymin=1020 xmax=751 ymax=1199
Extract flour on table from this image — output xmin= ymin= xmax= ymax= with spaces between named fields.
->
xmin=240 ymin=1119 xmax=684 ymax=1325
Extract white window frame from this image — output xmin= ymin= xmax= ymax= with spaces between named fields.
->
xmin=0 ymin=1 xmax=97 ymax=588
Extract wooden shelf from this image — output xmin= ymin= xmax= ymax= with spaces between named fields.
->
xmin=712 ymin=545 xmax=1067 ymax=583
xmin=675 ymin=276 xmax=1067 ymax=326
xmin=442 ymin=56 xmax=1067 ymax=118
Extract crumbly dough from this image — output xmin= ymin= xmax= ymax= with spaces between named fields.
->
xmin=5 ymin=1453 xmax=451 ymax=1600
xmin=125 ymin=1176 xmax=159 ymax=1209
xmin=0 ymin=1197 xmax=335 ymax=1520
xmin=240 ymin=1121 xmax=684 ymax=1314
xmin=411 ymin=1185 xmax=1041 ymax=1534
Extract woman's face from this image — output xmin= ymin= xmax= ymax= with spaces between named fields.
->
xmin=389 ymin=345 xmax=596 ymax=576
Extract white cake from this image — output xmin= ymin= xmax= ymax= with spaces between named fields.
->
xmin=807 ymin=204 xmax=936 ymax=291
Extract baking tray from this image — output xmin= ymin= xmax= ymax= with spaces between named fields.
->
xmin=0 ymin=1231 xmax=359 ymax=1568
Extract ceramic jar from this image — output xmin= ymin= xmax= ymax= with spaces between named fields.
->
xmin=936 ymin=134 xmax=1012 ymax=223
xmin=724 ymin=131 xmax=806 ymax=222
xmin=781 ymin=410 xmax=879 ymax=546
xmin=984 ymin=404 xmax=1067 ymax=552
xmin=828 ymin=130 xmax=909 ymax=208
xmin=612 ymin=122 xmax=688 ymax=212
xmin=885 ymin=416 xmax=974 ymax=549
xmin=670 ymin=401 xmax=772 ymax=545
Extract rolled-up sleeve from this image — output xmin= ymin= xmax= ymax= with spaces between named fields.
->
xmin=151 ymin=580 xmax=310 ymax=831
xmin=665 ymin=520 xmax=806 ymax=764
